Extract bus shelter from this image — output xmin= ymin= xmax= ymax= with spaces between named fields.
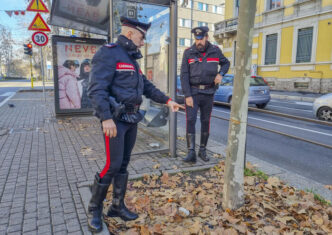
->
xmin=50 ymin=0 xmax=178 ymax=157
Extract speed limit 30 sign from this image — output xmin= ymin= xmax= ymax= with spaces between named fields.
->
xmin=32 ymin=31 xmax=48 ymax=46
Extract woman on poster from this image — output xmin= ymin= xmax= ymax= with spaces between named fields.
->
xmin=58 ymin=60 xmax=81 ymax=109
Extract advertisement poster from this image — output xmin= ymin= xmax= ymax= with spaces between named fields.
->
xmin=52 ymin=36 xmax=106 ymax=115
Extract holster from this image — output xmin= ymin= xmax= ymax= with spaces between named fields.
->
xmin=109 ymin=96 xmax=125 ymax=119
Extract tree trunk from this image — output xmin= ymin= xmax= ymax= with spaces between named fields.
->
xmin=223 ymin=0 xmax=257 ymax=210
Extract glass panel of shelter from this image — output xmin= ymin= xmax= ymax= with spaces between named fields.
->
xmin=112 ymin=0 xmax=170 ymax=155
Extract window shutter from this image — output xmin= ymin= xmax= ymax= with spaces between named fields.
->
xmin=296 ymin=27 xmax=313 ymax=63
xmin=265 ymin=33 xmax=278 ymax=65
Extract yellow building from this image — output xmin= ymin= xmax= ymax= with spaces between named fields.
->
xmin=214 ymin=0 xmax=332 ymax=93
xmin=177 ymin=0 xmax=225 ymax=74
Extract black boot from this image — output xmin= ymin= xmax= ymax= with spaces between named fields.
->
xmin=198 ymin=132 xmax=209 ymax=162
xmin=107 ymin=172 xmax=138 ymax=221
xmin=183 ymin=133 xmax=196 ymax=163
xmin=88 ymin=174 xmax=109 ymax=233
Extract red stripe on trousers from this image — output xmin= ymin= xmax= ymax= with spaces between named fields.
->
xmin=99 ymin=134 xmax=111 ymax=178
xmin=185 ymin=103 xmax=188 ymax=133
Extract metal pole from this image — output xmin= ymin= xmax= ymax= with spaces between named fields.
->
xmin=40 ymin=47 xmax=46 ymax=102
xmin=30 ymin=55 xmax=34 ymax=88
xmin=223 ymin=0 xmax=257 ymax=210
xmin=109 ymin=0 xmax=113 ymax=43
xmin=169 ymin=0 xmax=178 ymax=158
xmin=191 ymin=0 xmax=193 ymax=43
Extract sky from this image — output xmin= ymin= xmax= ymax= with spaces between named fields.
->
xmin=0 ymin=0 xmax=49 ymax=47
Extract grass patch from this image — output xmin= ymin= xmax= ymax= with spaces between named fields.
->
xmin=305 ymin=189 xmax=331 ymax=206
xmin=244 ymin=168 xmax=268 ymax=181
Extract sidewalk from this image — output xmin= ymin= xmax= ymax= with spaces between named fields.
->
xmin=270 ymin=90 xmax=323 ymax=102
xmin=0 ymin=91 xmax=219 ymax=235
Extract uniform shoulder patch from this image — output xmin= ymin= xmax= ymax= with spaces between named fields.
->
xmin=104 ymin=43 xmax=117 ymax=48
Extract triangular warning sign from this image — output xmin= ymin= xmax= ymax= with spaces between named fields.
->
xmin=26 ymin=0 xmax=49 ymax=13
xmin=28 ymin=13 xmax=51 ymax=32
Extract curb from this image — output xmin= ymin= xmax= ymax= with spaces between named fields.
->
xmin=271 ymin=94 xmax=316 ymax=102
xmin=18 ymin=88 xmax=54 ymax=92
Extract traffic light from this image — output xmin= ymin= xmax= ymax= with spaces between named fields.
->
xmin=24 ymin=43 xmax=33 ymax=56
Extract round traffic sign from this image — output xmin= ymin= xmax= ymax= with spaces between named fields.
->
xmin=32 ymin=31 xmax=48 ymax=46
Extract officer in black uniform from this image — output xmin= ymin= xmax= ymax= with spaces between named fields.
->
xmin=181 ymin=26 xmax=230 ymax=163
xmin=87 ymin=17 xmax=184 ymax=233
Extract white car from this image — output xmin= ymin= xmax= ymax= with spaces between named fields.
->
xmin=313 ymin=93 xmax=332 ymax=122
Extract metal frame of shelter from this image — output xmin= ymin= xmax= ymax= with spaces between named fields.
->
xmin=50 ymin=0 xmax=178 ymax=157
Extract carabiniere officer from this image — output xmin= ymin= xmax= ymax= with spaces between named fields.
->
xmin=180 ymin=26 xmax=230 ymax=163
xmin=87 ymin=16 xmax=184 ymax=233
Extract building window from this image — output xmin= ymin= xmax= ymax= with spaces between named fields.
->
xmin=185 ymin=39 xmax=192 ymax=47
xmin=179 ymin=38 xmax=185 ymax=46
xmin=265 ymin=33 xmax=278 ymax=65
xmin=268 ymin=0 xmax=281 ymax=10
xmin=212 ymin=5 xmax=223 ymax=14
xmin=296 ymin=27 xmax=313 ymax=63
xmin=179 ymin=18 xmax=191 ymax=28
xmin=197 ymin=21 xmax=208 ymax=27
xmin=198 ymin=2 xmax=208 ymax=11
xmin=179 ymin=0 xmax=192 ymax=8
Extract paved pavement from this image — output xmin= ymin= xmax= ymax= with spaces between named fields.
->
xmin=0 ymin=90 xmax=330 ymax=234
xmin=270 ymin=90 xmax=323 ymax=102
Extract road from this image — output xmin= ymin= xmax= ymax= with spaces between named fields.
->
xmin=0 ymin=80 xmax=53 ymax=106
xmin=177 ymin=99 xmax=332 ymax=185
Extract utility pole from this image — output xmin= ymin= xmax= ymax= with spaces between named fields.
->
xmin=40 ymin=47 xmax=46 ymax=101
xmin=223 ymin=0 xmax=257 ymax=210
xmin=30 ymin=55 xmax=34 ymax=88
xmin=169 ymin=0 xmax=178 ymax=158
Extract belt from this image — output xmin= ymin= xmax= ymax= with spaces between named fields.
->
xmin=124 ymin=104 xmax=140 ymax=114
xmin=191 ymin=84 xmax=214 ymax=90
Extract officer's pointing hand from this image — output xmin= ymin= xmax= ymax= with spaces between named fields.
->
xmin=214 ymin=74 xmax=223 ymax=85
xmin=102 ymin=119 xmax=117 ymax=138
xmin=167 ymin=100 xmax=185 ymax=112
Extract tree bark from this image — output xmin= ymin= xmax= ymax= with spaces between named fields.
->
xmin=223 ymin=0 xmax=257 ymax=210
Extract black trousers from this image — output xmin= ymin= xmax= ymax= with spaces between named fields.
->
xmin=99 ymin=120 xmax=137 ymax=184
xmin=185 ymin=93 xmax=214 ymax=134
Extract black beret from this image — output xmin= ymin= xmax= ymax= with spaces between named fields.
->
xmin=191 ymin=26 xmax=209 ymax=39
xmin=120 ymin=16 xmax=151 ymax=37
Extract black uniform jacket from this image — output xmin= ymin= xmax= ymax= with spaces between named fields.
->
xmin=88 ymin=35 xmax=169 ymax=121
xmin=180 ymin=42 xmax=230 ymax=97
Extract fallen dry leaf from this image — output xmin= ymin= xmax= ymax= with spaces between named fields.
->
xmin=153 ymin=164 xmax=160 ymax=169
xmin=324 ymin=185 xmax=332 ymax=190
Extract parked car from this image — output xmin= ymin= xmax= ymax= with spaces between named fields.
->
xmin=214 ymin=74 xmax=271 ymax=109
xmin=312 ymin=93 xmax=332 ymax=122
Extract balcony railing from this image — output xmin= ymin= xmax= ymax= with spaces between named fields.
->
xmin=214 ymin=17 xmax=238 ymax=37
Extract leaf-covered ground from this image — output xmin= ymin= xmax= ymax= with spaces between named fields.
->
xmin=104 ymin=161 xmax=332 ymax=235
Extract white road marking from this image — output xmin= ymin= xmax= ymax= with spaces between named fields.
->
xmin=213 ymin=109 xmax=332 ymax=137
xmin=0 ymin=92 xmax=16 ymax=108
xmin=270 ymin=99 xmax=313 ymax=106
xmin=267 ymin=104 xmax=312 ymax=112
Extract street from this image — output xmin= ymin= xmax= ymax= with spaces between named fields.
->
xmin=0 ymin=80 xmax=53 ymax=106
xmin=177 ymin=99 xmax=332 ymax=185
